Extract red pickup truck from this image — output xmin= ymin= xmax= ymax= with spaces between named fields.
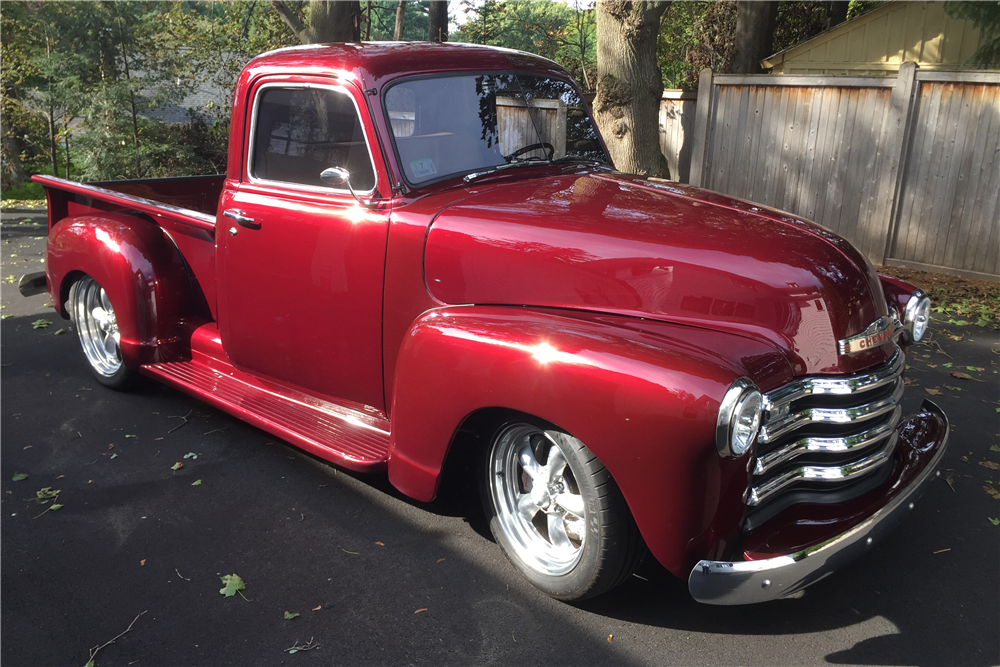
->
xmin=25 ymin=42 xmax=948 ymax=604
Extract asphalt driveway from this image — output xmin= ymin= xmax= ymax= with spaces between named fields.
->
xmin=2 ymin=210 xmax=998 ymax=666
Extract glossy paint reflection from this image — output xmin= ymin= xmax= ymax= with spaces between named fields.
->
xmin=426 ymin=173 xmax=893 ymax=376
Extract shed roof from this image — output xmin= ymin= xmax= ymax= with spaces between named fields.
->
xmin=762 ymin=1 xmax=990 ymax=76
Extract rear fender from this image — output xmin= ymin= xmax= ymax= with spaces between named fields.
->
xmin=48 ymin=213 xmax=193 ymax=368
xmin=387 ymin=305 xmax=782 ymax=575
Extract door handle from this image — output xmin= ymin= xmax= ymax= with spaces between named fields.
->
xmin=223 ymin=208 xmax=260 ymax=229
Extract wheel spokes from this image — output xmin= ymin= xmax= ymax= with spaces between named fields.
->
xmin=544 ymin=445 xmax=567 ymax=483
xmin=553 ymin=492 xmax=584 ymax=518
xmin=92 ymin=307 xmax=111 ymax=331
xmin=518 ymin=444 xmax=542 ymax=481
xmin=101 ymin=330 xmax=119 ymax=358
xmin=517 ymin=492 xmax=540 ymax=523
xmin=100 ymin=288 xmax=113 ymax=314
xmin=547 ymin=512 xmax=573 ymax=551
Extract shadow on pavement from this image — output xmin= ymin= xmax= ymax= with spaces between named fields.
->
xmin=2 ymin=303 xmax=997 ymax=666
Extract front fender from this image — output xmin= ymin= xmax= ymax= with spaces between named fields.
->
xmin=47 ymin=213 xmax=193 ymax=368
xmin=387 ymin=305 xmax=793 ymax=576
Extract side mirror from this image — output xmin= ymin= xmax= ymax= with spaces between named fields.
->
xmin=320 ymin=166 xmax=350 ymax=186
xmin=320 ymin=167 xmax=372 ymax=209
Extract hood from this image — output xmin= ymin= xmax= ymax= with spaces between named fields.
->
xmin=423 ymin=172 xmax=892 ymax=375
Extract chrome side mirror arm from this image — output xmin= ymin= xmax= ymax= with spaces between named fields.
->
xmin=320 ymin=167 xmax=376 ymax=209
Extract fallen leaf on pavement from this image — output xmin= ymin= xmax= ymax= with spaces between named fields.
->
xmin=140 ymin=559 xmax=146 ymax=566
xmin=312 ymin=605 xmax=321 ymax=611
xmin=985 ymin=485 xmax=1000 ymax=500
xmin=989 ymin=518 xmax=999 ymax=526
xmin=11 ymin=473 xmax=28 ymax=482
xmin=414 ymin=608 xmax=427 ymax=614
xmin=949 ymin=371 xmax=973 ymax=380
xmin=980 ymin=461 xmax=1000 ymax=471
xmin=925 ymin=388 xmax=941 ymax=395
xmin=284 ymin=611 xmax=300 ymax=620
xmin=219 ymin=574 xmax=247 ymax=599
xmin=375 ymin=541 xmax=384 ymax=546
xmin=608 ymin=634 xmax=614 ymax=643
xmin=170 ymin=462 xmax=183 ymax=471
xmin=31 ymin=319 xmax=51 ymax=329
xmin=191 ymin=479 xmax=202 ymax=486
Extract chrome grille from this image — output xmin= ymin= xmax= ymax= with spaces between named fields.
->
xmin=747 ymin=348 xmax=905 ymax=526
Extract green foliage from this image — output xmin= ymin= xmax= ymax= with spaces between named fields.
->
xmin=11 ymin=473 xmax=29 ymax=482
xmin=945 ymin=1 xmax=1000 ymax=67
xmin=361 ymin=1 xmax=432 ymax=41
xmin=456 ymin=1 xmax=596 ymax=90
xmin=659 ymin=1 xmax=736 ymax=89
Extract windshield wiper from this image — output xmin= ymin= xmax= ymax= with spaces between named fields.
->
xmin=550 ymin=156 xmax=604 ymax=166
xmin=463 ymin=160 xmax=552 ymax=183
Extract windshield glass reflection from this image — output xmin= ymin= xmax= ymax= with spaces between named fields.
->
xmin=384 ymin=73 xmax=608 ymax=185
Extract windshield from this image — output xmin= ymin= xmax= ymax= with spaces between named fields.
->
xmin=384 ymin=73 xmax=608 ymax=185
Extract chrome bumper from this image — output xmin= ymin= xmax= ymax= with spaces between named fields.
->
xmin=688 ymin=400 xmax=949 ymax=605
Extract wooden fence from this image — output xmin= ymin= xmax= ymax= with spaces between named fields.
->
xmin=659 ymin=66 xmax=1000 ymax=281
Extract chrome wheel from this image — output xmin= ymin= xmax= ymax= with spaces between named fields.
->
xmin=488 ymin=423 xmax=587 ymax=576
xmin=72 ymin=276 xmax=123 ymax=378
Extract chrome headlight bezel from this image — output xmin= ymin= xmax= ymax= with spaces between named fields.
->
xmin=716 ymin=378 xmax=763 ymax=459
xmin=902 ymin=289 xmax=931 ymax=343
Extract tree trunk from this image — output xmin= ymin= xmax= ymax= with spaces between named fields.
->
xmin=271 ymin=1 xmax=360 ymax=43
xmin=1 ymin=135 xmax=28 ymax=189
xmin=594 ymin=0 xmax=670 ymax=178
xmin=428 ymin=1 xmax=448 ymax=42
xmin=828 ymin=1 xmax=849 ymax=29
xmin=393 ymin=0 xmax=406 ymax=40
xmin=733 ymin=1 xmax=778 ymax=74
xmin=47 ymin=103 xmax=59 ymax=178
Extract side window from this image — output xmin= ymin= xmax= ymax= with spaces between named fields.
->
xmin=250 ymin=87 xmax=376 ymax=192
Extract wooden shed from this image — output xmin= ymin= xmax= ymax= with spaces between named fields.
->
xmin=761 ymin=1 xmax=989 ymax=76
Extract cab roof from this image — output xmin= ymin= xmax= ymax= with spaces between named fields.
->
xmin=242 ymin=42 xmax=569 ymax=87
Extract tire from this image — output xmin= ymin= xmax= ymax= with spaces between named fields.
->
xmin=483 ymin=420 xmax=645 ymax=601
xmin=69 ymin=276 xmax=138 ymax=389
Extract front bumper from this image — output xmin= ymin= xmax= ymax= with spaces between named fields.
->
xmin=688 ymin=400 xmax=949 ymax=605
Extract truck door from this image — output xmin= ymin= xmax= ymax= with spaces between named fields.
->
xmin=217 ymin=79 xmax=390 ymax=411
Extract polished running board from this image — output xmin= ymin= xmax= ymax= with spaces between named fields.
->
xmin=141 ymin=324 xmax=390 ymax=472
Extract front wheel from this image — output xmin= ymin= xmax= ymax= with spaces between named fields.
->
xmin=483 ymin=421 xmax=645 ymax=601
xmin=69 ymin=276 xmax=138 ymax=389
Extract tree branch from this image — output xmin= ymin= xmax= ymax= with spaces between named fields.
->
xmin=270 ymin=0 xmax=308 ymax=42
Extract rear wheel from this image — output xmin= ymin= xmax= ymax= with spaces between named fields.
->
xmin=70 ymin=276 xmax=137 ymax=389
xmin=483 ymin=421 xmax=645 ymax=601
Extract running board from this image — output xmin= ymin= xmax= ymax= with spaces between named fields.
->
xmin=141 ymin=358 xmax=390 ymax=473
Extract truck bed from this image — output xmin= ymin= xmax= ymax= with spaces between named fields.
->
xmin=32 ymin=173 xmax=223 ymax=320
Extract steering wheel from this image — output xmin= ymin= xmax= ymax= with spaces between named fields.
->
xmin=505 ymin=142 xmax=555 ymax=163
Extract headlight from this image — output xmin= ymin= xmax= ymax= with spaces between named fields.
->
xmin=716 ymin=378 xmax=763 ymax=458
xmin=903 ymin=289 xmax=931 ymax=343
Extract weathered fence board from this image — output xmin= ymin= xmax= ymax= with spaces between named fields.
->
xmin=661 ymin=67 xmax=1000 ymax=281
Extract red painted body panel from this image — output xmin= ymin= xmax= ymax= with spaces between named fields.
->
xmin=425 ymin=173 xmax=892 ymax=376
xmin=388 ymin=305 xmax=794 ymax=572
xmin=144 ymin=322 xmax=390 ymax=473
xmin=45 ymin=213 xmax=193 ymax=367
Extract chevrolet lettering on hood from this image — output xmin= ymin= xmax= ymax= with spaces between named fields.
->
xmin=837 ymin=316 xmax=901 ymax=356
